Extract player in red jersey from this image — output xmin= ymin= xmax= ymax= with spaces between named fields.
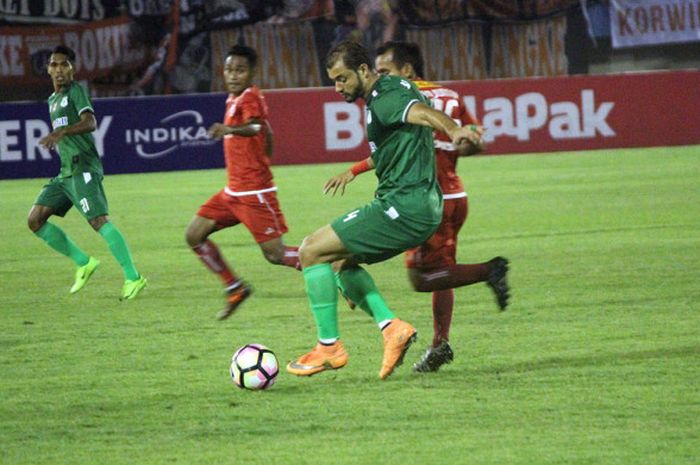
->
xmin=185 ymin=45 xmax=300 ymax=320
xmin=376 ymin=42 xmax=510 ymax=371
xmin=328 ymin=41 xmax=509 ymax=372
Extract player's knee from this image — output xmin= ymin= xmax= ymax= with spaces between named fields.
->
xmin=184 ymin=224 xmax=204 ymax=247
xmin=27 ymin=209 xmax=47 ymax=233
xmin=408 ymin=270 xmax=432 ymax=292
xmin=27 ymin=215 xmax=43 ymax=233
xmin=88 ymin=215 xmax=108 ymax=232
xmin=298 ymin=237 xmax=319 ymax=268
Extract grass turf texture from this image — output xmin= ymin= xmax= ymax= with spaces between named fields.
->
xmin=1 ymin=146 xmax=698 ymax=465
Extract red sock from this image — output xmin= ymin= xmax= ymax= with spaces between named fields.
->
xmin=419 ymin=263 xmax=490 ymax=291
xmin=282 ymin=246 xmax=301 ymax=270
xmin=432 ymin=289 xmax=454 ymax=347
xmin=192 ymin=240 xmax=237 ymax=286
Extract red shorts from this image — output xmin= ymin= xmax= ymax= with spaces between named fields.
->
xmin=405 ymin=195 xmax=468 ymax=270
xmin=197 ymin=189 xmax=289 ymax=243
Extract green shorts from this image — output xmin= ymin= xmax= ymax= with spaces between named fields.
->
xmin=331 ymin=194 xmax=442 ymax=265
xmin=34 ymin=172 xmax=109 ymax=220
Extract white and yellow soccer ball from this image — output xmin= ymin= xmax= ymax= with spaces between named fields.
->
xmin=230 ymin=343 xmax=279 ymax=390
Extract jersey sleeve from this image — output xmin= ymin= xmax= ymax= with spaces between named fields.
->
xmin=239 ymin=91 xmax=264 ymax=123
xmin=372 ymin=80 xmax=422 ymax=127
xmin=72 ymin=83 xmax=95 ymax=115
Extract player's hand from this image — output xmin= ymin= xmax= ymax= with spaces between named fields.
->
xmin=323 ymin=170 xmax=356 ymax=196
xmin=39 ymin=130 xmax=63 ymax=150
xmin=450 ymin=124 xmax=484 ymax=149
xmin=207 ymin=123 xmax=230 ymax=140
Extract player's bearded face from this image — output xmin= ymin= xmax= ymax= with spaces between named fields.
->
xmin=328 ymin=61 xmax=364 ymax=103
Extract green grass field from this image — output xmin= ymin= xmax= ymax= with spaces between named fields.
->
xmin=1 ymin=146 xmax=698 ymax=465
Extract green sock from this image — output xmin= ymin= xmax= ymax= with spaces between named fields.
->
xmin=336 ymin=266 xmax=395 ymax=324
xmin=98 ymin=222 xmax=139 ymax=281
xmin=304 ymin=263 xmax=339 ymax=341
xmin=336 ymin=271 xmax=373 ymax=319
xmin=35 ymin=223 xmax=89 ymax=266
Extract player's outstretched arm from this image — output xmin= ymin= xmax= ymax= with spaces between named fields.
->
xmin=323 ymin=157 xmax=374 ymax=197
xmin=39 ymin=111 xmax=96 ymax=150
xmin=406 ymin=102 xmax=483 ymax=147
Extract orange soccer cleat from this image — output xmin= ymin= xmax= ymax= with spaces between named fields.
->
xmin=287 ymin=341 xmax=349 ymax=376
xmin=379 ymin=319 xmax=417 ymax=380
xmin=217 ymin=282 xmax=252 ymax=320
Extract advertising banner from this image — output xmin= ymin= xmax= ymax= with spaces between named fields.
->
xmin=0 ymin=93 xmax=223 ymax=180
xmin=1 ymin=70 xmax=699 ymax=180
xmin=289 ymin=70 xmax=700 ymax=160
xmin=0 ymin=16 xmax=146 ymax=86
xmin=611 ymin=0 xmax=700 ymax=48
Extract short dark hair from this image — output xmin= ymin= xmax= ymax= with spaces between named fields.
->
xmin=325 ymin=40 xmax=371 ymax=71
xmin=376 ymin=41 xmax=424 ymax=78
xmin=51 ymin=45 xmax=76 ymax=64
xmin=226 ymin=45 xmax=257 ymax=68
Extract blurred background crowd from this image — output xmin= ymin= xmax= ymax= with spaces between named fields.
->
xmin=2 ymin=0 xmax=699 ymax=101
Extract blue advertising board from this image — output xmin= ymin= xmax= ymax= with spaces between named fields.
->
xmin=0 ymin=93 xmax=227 ymax=180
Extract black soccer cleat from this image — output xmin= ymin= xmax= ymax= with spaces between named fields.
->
xmin=486 ymin=256 xmax=510 ymax=311
xmin=413 ymin=339 xmax=454 ymax=373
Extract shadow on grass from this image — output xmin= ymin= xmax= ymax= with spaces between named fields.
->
xmin=463 ymin=344 xmax=700 ymax=376
xmin=472 ymin=223 xmax=699 ymax=243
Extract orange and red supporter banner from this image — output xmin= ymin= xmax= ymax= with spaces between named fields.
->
xmin=0 ymin=16 xmax=146 ymax=86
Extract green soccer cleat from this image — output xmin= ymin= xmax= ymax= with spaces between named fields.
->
xmin=70 ymin=257 xmax=100 ymax=294
xmin=121 ymin=275 xmax=147 ymax=301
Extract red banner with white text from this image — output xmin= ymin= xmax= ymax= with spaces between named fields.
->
xmin=263 ymin=70 xmax=700 ymax=165
xmin=2 ymin=70 xmax=698 ymax=180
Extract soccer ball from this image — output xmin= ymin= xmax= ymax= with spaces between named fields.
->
xmin=230 ymin=343 xmax=279 ymax=390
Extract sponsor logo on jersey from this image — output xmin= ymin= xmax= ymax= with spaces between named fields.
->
xmin=52 ymin=116 xmax=68 ymax=129
xmin=124 ymin=110 xmax=216 ymax=158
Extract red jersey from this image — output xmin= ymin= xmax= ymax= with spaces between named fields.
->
xmin=222 ymin=85 xmax=274 ymax=193
xmin=414 ymin=80 xmax=479 ymax=197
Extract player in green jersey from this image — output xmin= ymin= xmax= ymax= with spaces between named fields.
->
xmin=287 ymin=40 xmax=482 ymax=380
xmin=29 ymin=45 xmax=147 ymax=300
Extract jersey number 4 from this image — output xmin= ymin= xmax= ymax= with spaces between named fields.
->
xmin=343 ymin=209 xmax=360 ymax=223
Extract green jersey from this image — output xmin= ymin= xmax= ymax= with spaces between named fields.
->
xmin=48 ymin=81 xmax=103 ymax=178
xmin=365 ymin=75 xmax=440 ymax=205
xmin=331 ymin=76 xmax=443 ymax=264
